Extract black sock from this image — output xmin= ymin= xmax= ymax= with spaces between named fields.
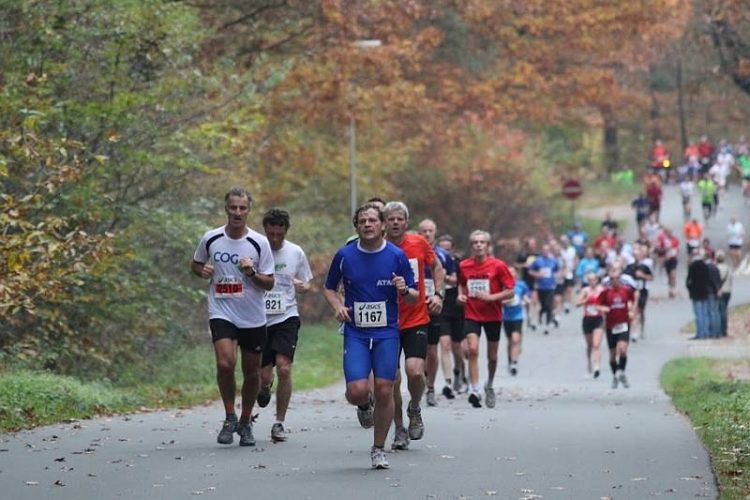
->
xmin=358 ymin=403 xmax=371 ymax=411
xmin=618 ymin=355 xmax=627 ymax=371
xmin=226 ymin=412 xmax=237 ymax=421
xmin=445 ymin=378 xmax=452 ymax=385
xmin=609 ymin=360 xmax=618 ymax=374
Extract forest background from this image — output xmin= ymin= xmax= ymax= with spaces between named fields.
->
xmin=2 ymin=0 xmax=750 ymax=388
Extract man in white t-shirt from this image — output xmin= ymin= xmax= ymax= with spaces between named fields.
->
xmin=727 ymin=215 xmax=746 ymax=269
xmin=256 ymin=209 xmax=313 ymax=443
xmin=192 ymin=187 xmax=275 ymax=447
xmin=559 ymin=235 xmax=578 ymax=312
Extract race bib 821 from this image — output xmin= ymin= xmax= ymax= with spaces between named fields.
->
xmin=264 ymin=291 xmax=286 ymax=314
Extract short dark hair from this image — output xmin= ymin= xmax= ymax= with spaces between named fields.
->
xmin=437 ymin=234 xmax=454 ymax=245
xmin=366 ymin=196 xmax=386 ymax=205
xmin=262 ymin=208 xmax=290 ymax=229
xmin=352 ymin=203 xmax=384 ymax=228
xmin=224 ymin=187 xmax=253 ymax=206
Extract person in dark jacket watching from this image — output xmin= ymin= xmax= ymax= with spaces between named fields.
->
xmin=686 ymin=249 xmax=720 ymax=339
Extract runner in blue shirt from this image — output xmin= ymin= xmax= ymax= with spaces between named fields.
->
xmin=567 ymin=222 xmax=589 ymax=258
xmin=502 ymin=267 xmax=531 ymax=376
xmin=529 ymin=244 xmax=560 ymax=334
xmin=575 ymin=246 xmax=601 ymax=282
xmin=323 ymin=203 xmax=418 ymax=470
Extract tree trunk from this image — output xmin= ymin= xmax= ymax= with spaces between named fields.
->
xmin=676 ymin=56 xmax=688 ymax=152
xmin=601 ymin=106 xmax=620 ymax=174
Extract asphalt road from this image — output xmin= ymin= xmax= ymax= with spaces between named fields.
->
xmin=2 ymin=183 xmax=748 ymax=500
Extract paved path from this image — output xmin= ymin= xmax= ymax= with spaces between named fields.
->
xmin=2 ymin=184 xmax=748 ymax=499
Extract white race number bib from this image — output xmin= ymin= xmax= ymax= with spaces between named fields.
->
xmin=611 ymin=322 xmax=629 ymax=335
xmin=409 ymin=258 xmax=420 ymax=283
xmin=467 ymin=279 xmax=490 ymax=297
xmin=424 ymin=278 xmax=435 ymax=297
xmin=214 ymin=276 xmax=243 ymax=299
xmin=264 ymin=291 xmax=286 ymax=314
xmin=354 ymin=301 xmax=387 ymax=328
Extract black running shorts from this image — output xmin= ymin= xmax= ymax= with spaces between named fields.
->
xmin=210 ymin=318 xmax=266 ymax=353
xmin=637 ymin=289 xmax=648 ymax=311
xmin=439 ymin=314 xmax=465 ymax=342
xmin=664 ymin=257 xmax=678 ymax=273
xmin=606 ymin=327 xmax=630 ymax=349
xmin=427 ymin=316 xmax=443 ymax=345
xmin=262 ymin=316 xmax=301 ymax=366
xmin=502 ymin=320 xmax=523 ymax=337
xmin=400 ymin=325 xmax=428 ymax=359
xmin=463 ymin=319 xmax=502 ymax=342
xmin=582 ymin=316 xmax=603 ymax=334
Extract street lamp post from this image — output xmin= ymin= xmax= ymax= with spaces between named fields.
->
xmin=349 ymin=115 xmax=357 ymax=217
xmin=347 ymin=39 xmax=381 ymax=217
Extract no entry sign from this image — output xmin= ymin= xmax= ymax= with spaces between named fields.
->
xmin=562 ymin=179 xmax=583 ymax=200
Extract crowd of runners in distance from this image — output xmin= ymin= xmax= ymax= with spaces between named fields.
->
xmin=647 ymin=135 xmax=750 ymax=217
xmin=192 ymin=172 xmax=746 ymax=469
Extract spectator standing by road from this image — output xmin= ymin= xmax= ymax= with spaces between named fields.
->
xmin=715 ymin=251 xmax=732 ymax=338
xmin=686 ymin=249 xmax=720 ymax=339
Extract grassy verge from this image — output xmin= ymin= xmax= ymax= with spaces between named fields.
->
xmin=0 ymin=323 xmax=342 ymax=432
xmin=579 ymin=180 xmax=640 ymax=207
xmin=661 ymin=358 xmax=750 ymax=499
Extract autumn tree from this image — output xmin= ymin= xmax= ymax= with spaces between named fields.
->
xmin=706 ymin=0 xmax=750 ymax=96
xmin=0 ymin=0 xmax=217 ymax=373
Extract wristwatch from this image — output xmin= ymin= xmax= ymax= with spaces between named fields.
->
xmin=246 ymin=266 xmax=257 ymax=277
xmin=434 ymin=291 xmax=444 ymax=299
xmin=399 ymin=288 xmax=410 ymax=296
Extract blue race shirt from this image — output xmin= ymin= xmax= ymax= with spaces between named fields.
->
xmin=567 ymin=230 xmax=588 ymax=257
xmin=424 ymin=245 xmax=454 ymax=278
xmin=502 ymin=281 xmax=530 ymax=321
xmin=576 ymin=258 xmax=600 ymax=280
xmin=530 ymin=255 xmax=559 ymax=290
xmin=324 ymin=241 xmax=415 ymax=339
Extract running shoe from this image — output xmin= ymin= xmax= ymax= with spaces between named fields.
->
xmin=357 ymin=394 xmax=374 ymax=429
xmin=593 ymin=369 xmax=600 ymax=379
xmin=257 ymin=384 xmax=272 ymax=408
xmin=618 ymin=372 xmax=630 ymax=388
xmin=391 ymin=426 xmax=409 ymax=450
xmin=238 ymin=422 xmax=255 ymax=447
xmin=509 ymin=363 xmax=518 ymax=376
xmin=217 ymin=415 xmax=238 ymax=445
xmin=371 ymin=446 xmax=390 ymax=469
xmin=611 ymin=375 xmax=619 ymax=389
xmin=460 ymin=375 xmax=470 ymax=393
xmin=543 ymin=329 xmax=549 ymax=335
xmin=484 ymin=384 xmax=496 ymax=409
xmin=407 ymin=404 xmax=424 ymax=440
xmin=553 ymin=316 xmax=560 ymax=328
xmin=468 ymin=391 xmax=482 ymax=408
xmin=425 ymin=390 xmax=437 ymax=407
xmin=442 ymin=385 xmax=455 ymax=399
xmin=271 ymin=422 xmax=287 ymax=442
xmin=529 ymin=324 xmax=537 ymax=332
xmin=452 ymin=371 xmax=462 ymax=393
